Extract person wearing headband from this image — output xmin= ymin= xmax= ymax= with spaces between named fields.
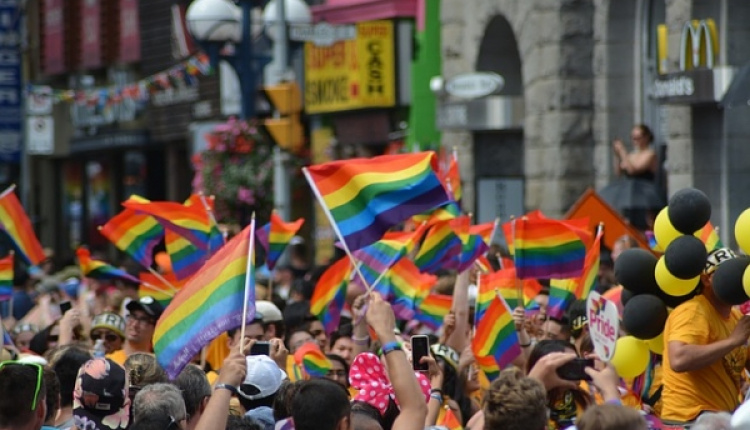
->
xmin=661 ymin=248 xmax=750 ymax=424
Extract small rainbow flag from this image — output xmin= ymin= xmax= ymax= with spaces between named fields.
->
xmin=184 ymin=194 xmax=225 ymax=252
xmin=411 ymin=201 xmax=461 ymax=224
xmin=456 ymin=224 xmax=493 ymax=272
xmin=513 ymin=217 xmax=586 ymax=279
xmin=76 ymin=248 xmax=140 ymax=284
xmin=697 ymin=221 xmax=722 ymax=252
xmin=154 ymin=222 xmax=256 ymax=380
xmin=0 ymin=254 xmax=12 ymax=301
xmin=548 ymin=229 xmax=603 ymax=319
xmin=438 ymin=406 xmax=464 ymax=430
xmin=475 ymin=353 xmax=500 ymax=382
xmin=165 ymin=230 xmax=208 ymax=281
xmin=0 ymin=186 xmax=45 ymax=266
xmin=139 ymin=272 xmax=183 ymax=307
xmin=414 ymin=217 xmax=467 ymax=273
xmin=303 ymin=152 xmax=450 ymax=252
xmin=472 ymin=293 xmax=520 ymax=371
xmin=123 ymin=199 xmax=214 ymax=251
xmin=256 ymin=211 xmax=305 ymax=270
xmin=99 ymin=208 xmax=164 ymax=269
xmin=478 ymin=268 xmax=542 ymax=311
xmin=415 ymin=294 xmax=453 ymax=330
xmin=294 ymin=342 xmax=332 ymax=378
xmin=310 ymin=257 xmax=351 ymax=334
xmin=446 ymin=150 xmax=462 ymax=202
xmin=389 ymin=258 xmax=436 ymax=320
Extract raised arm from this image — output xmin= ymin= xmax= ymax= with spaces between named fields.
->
xmin=195 ymin=339 xmax=249 ymax=430
xmin=446 ymin=270 xmax=470 ymax=352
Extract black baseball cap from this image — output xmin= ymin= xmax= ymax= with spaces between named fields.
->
xmin=126 ymin=296 xmax=165 ymax=320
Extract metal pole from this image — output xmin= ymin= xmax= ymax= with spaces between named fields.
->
xmin=238 ymin=0 xmax=254 ymax=120
xmin=274 ymin=0 xmax=287 ymax=79
xmin=272 ymin=0 xmax=291 ymax=220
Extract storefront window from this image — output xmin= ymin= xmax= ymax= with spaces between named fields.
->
xmin=86 ymin=159 xmax=111 ymax=250
xmin=63 ymin=162 xmax=83 ymax=250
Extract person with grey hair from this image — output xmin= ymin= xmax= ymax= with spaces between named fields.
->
xmin=691 ymin=412 xmax=731 ymax=430
xmin=132 ymin=383 xmax=188 ymax=428
xmin=175 ymin=364 xmax=212 ymax=430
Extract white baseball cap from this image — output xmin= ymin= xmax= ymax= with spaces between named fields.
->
xmin=255 ymin=301 xmax=283 ymax=323
xmin=237 ymin=355 xmax=287 ymax=400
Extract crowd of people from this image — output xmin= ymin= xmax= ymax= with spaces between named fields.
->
xmin=4 ymin=234 xmax=750 ymax=430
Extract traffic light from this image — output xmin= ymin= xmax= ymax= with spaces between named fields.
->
xmin=262 ymin=82 xmax=304 ymax=153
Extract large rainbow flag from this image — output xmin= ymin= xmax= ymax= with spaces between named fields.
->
xmin=310 ymin=257 xmax=351 ymax=334
xmin=76 ymin=248 xmax=140 ymax=284
xmin=513 ymin=217 xmax=586 ymax=279
xmin=548 ymin=229 xmax=603 ymax=319
xmin=0 ymin=186 xmax=45 ymax=265
xmin=0 ymin=254 xmax=12 ymax=301
xmin=303 ymin=152 xmax=450 ymax=252
xmin=99 ymin=208 xmax=164 ymax=269
xmin=256 ymin=211 xmax=304 ymax=270
xmin=154 ymin=222 xmax=256 ymax=380
xmin=123 ymin=199 xmax=214 ymax=251
xmin=165 ymin=230 xmax=207 ymax=281
xmin=472 ymin=293 xmax=520 ymax=371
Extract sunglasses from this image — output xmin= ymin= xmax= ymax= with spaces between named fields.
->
xmin=91 ymin=331 xmax=120 ymax=342
xmin=0 ymin=361 xmax=43 ymax=410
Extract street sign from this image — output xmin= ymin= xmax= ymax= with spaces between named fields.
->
xmin=445 ymin=72 xmax=504 ymax=99
xmin=290 ymin=22 xmax=356 ymax=47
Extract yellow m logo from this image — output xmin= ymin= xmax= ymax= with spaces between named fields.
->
xmin=679 ymin=19 xmax=718 ymax=71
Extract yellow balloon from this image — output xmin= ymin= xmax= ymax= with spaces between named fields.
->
xmin=743 ymin=266 xmax=750 ymax=298
xmin=735 ymin=209 xmax=750 ymax=255
xmin=646 ymin=332 xmax=664 ymax=355
xmin=655 ymin=256 xmax=699 ymax=296
xmin=655 ymin=207 xmax=681 ymax=250
xmin=611 ymin=336 xmax=650 ymax=378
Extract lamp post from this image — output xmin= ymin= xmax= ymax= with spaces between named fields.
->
xmin=186 ymin=0 xmax=267 ymax=120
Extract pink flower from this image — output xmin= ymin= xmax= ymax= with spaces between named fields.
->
xmin=237 ymin=187 xmax=255 ymax=205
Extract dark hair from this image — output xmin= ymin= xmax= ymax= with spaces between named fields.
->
xmin=566 ymin=299 xmax=588 ymax=339
xmin=330 ymin=324 xmax=353 ymax=347
xmin=43 ymin=367 xmax=61 ymax=423
xmin=226 ymin=414 xmax=262 ymax=430
xmin=272 ymin=380 xmax=304 ymax=421
xmin=49 ymin=345 xmax=92 ymax=408
xmin=128 ymin=414 xmax=175 ymax=430
xmin=29 ymin=322 xmax=57 ymax=356
xmin=174 ymin=364 xmax=211 ymax=418
xmin=292 ymin=379 xmax=351 ymax=430
xmin=634 ymin=124 xmax=654 ymax=143
xmin=285 ymin=328 xmax=315 ymax=352
xmin=325 ymin=354 xmax=350 ymax=388
xmin=0 ymin=362 xmax=46 ymax=427
xmin=226 ymin=319 xmax=264 ymax=340
xmin=526 ymin=340 xmax=576 ymax=373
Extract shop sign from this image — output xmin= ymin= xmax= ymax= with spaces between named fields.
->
xmin=26 ymin=116 xmax=54 ymax=155
xmin=651 ymin=68 xmax=715 ymax=104
xmin=0 ymin=0 xmax=21 ymax=162
xmin=304 ymin=21 xmax=395 ymax=114
xmin=42 ymin=0 xmax=65 ymax=75
xmin=290 ymin=22 xmax=356 ymax=47
xmin=679 ymin=19 xmax=717 ymax=71
xmin=119 ymin=0 xmax=141 ymax=63
xmin=445 ymin=73 xmax=504 ymax=99
xmin=71 ymin=97 xmax=143 ymax=128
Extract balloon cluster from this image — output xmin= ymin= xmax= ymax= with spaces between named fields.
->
xmin=610 ymin=188 xmax=714 ymax=378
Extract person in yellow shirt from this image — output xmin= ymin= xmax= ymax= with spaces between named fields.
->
xmin=662 ymin=248 xmax=750 ymax=424
xmin=107 ymin=296 xmax=164 ymax=365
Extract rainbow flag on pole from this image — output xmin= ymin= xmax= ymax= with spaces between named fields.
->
xmin=139 ymin=272 xmax=183 ymax=307
xmin=165 ymin=230 xmax=208 ymax=281
xmin=256 ymin=211 xmax=304 ymax=270
xmin=99 ymin=208 xmax=164 ymax=268
xmin=303 ymin=152 xmax=450 ymax=252
xmin=415 ymin=294 xmax=453 ymax=330
xmin=437 ymin=406 xmax=464 ymax=430
xmin=513 ymin=217 xmax=586 ymax=279
xmin=0 ymin=185 xmax=45 ymax=266
xmin=414 ymin=217 xmax=467 ymax=273
xmin=310 ymin=257 xmax=351 ymax=334
xmin=548 ymin=229 xmax=603 ymax=319
xmin=76 ymin=248 xmax=140 ymax=284
xmin=123 ymin=199 xmax=214 ymax=251
xmin=697 ymin=221 xmax=722 ymax=252
xmin=154 ymin=222 xmax=256 ymax=380
xmin=0 ymin=254 xmax=13 ymax=301
xmin=472 ymin=293 xmax=520 ymax=371
xmin=478 ymin=268 xmax=542 ymax=311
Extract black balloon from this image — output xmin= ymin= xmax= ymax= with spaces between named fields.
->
xmin=622 ymin=288 xmax=635 ymax=306
xmin=664 ymin=235 xmax=708 ymax=279
xmin=712 ymin=256 xmax=750 ymax=305
xmin=668 ymin=188 xmax=712 ymax=234
xmin=622 ymin=294 xmax=668 ymax=340
xmin=614 ymin=249 xmax=660 ymax=295
xmin=656 ymin=283 xmax=699 ymax=308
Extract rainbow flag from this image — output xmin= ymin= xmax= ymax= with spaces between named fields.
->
xmin=0 ymin=254 xmax=12 ymax=301
xmin=478 ymin=268 xmax=542 ymax=311
xmin=475 ymin=353 xmax=500 ymax=382
xmin=389 ymin=258 xmax=436 ymax=320
xmin=446 ymin=150 xmax=462 ymax=202
xmin=153 ymin=222 xmax=256 ymax=380
xmin=0 ymin=186 xmax=45 ymax=265
xmin=411 ymin=201 xmax=461 ymax=224
xmin=184 ymin=194 xmax=225 ymax=252
xmin=438 ymin=406 xmax=464 ymax=430
xmin=548 ymin=230 xmax=603 ymax=319
xmin=99 ymin=208 xmax=164 ymax=268
xmin=697 ymin=222 xmax=722 ymax=252
xmin=303 ymin=152 xmax=450 ymax=252
xmin=310 ymin=257 xmax=351 ymax=334
xmin=76 ymin=248 xmax=140 ymax=284
xmin=415 ymin=294 xmax=452 ymax=330
xmin=513 ymin=217 xmax=586 ymax=279
xmin=414 ymin=217 xmax=467 ymax=273
xmin=123 ymin=199 xmax=214 ymax=251
xmin=294 ymin=343 xmax=332 ymax=378
xmin=139 ymin=272 xmax=183 ymax=307
xmin=165 ymin=230 xmax=208 ymax=281
xmin=472 ymin=293 xmax=520 ymax=370
xmin=456 ymin=223 xmax=493 ymax=272
xmin=256 ymin=211 xmax=305 ymax=270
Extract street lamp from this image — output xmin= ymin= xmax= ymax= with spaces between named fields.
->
xmin=186 ymin=0 xmax=268 ymax=120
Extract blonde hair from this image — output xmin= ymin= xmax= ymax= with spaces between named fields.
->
xmin=577 ymin=404 xmax=647 ymax=430
xmin=124 ymin=353 xmax=168 ymax=387
xmin=483 ymin=368 xmax=547 ymax=430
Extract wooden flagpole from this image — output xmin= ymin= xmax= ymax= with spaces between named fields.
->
xmin=239 ymin=213 xmax=256 ymax=353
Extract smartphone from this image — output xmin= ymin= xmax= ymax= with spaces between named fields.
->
xmin=250 ymin=341 xmax=271 ymax=356
xmin=411 ymin=335 xmax=430 ymax=372
xmin=59 ymin=301 xmax=73 ymax=315
xmin=556 ymin=358 xmax=594 ymax=381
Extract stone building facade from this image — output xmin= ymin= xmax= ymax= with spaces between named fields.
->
xmin=439 ymin=0 xmax=750 ymax=246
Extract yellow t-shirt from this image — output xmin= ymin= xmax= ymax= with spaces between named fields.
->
xmin=107 ymin=349 xmax=127 ymax=366
xmin=661 ymin=294 xmax=747 ymax=422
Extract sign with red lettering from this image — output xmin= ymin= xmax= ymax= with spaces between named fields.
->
xmin=42 ymin=0 xmax=64 ymax=75
xmin=119 ymin=0 xmax=140 ymax=63
xmin=586 ymin=291 xmax=619 ymax=362
xmin=81 ymin=0 xmax=101 ymax=69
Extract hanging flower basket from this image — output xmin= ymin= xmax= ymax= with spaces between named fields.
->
xmin=192 ymin=117 xmax=274 ymax=226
